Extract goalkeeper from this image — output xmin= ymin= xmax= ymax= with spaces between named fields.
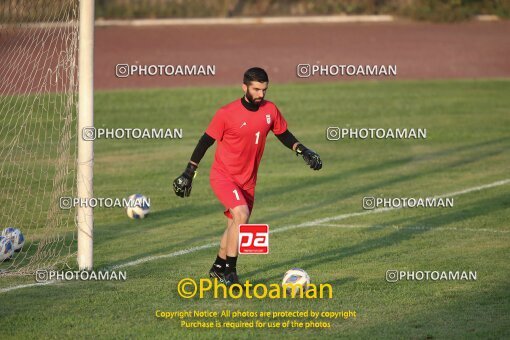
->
xmin=173 ymin=67 xmax=322 ymax=287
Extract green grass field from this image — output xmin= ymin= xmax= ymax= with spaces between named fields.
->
xmin=1 ymin=80 xmax=509 ymax=338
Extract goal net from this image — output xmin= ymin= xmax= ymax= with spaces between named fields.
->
xmin=0 ymin=0 xmax=80 ymax=275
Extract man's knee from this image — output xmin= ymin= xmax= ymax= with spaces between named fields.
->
xmin=230 ymin=205 xmax=250 ymax=224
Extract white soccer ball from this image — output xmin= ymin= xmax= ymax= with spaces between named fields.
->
xmin=126 ymin=194 xmax=150 ymax=219
xmin=2 ymin=227 xmax=25 ymax=252
xmin=0 ymin=236 xmax=14 ymax=261
xmin=282 ymin=268 xmax=310 ymax=295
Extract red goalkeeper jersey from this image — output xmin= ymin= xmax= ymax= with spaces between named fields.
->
xmin=205 ymin=98 xmax=288 ymax=189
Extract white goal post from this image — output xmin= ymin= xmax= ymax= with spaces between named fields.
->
xmin=77 ymin=0 xmax=95 ymax=271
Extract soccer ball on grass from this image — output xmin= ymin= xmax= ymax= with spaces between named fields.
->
xmin=282 ymin=268 xmax=310 ymax=295
xmin=2 ymin=227 xmax=25 ymax=252
xmin=0 ymin=236 xmax=14 ymax=261
xmin=126 ymin=194 xmax=150 ymax=219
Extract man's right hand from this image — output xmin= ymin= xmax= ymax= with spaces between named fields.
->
xmin=173 ymin=162 xmax=197 ymax=198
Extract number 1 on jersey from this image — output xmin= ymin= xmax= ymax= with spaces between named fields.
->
xmin=233 ymin=189 xmax=240 ymax=201
xmin=255 ymin=131 xmax=260 ymax=144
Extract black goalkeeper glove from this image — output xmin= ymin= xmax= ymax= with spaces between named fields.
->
xmin=296 ymin=144 xmax=322 ymax=170
xmin=173 ymin=162 xmax=197 ymax=198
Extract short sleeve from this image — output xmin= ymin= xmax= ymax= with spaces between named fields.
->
xmin=271 ymin=106 xmax=288 ymax=135
xmin=205 ymin=109 xmax=226 ymax=141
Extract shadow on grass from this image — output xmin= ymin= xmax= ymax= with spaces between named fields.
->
xmin=97 ymin=137 xmax=508 ymax=268
xmin=262 ymin=135 xmax=509 ymax=198
xmin=256 ymin=142 xmax=506 ymax=224
xmin=243 ymin=193 xmax=508 ymax=282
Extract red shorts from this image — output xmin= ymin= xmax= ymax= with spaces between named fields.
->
xmin=210 ymin=169 xmax=255 ymax=219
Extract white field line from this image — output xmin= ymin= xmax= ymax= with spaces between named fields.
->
xmin=0 ymin=280 xmax=56 ymax=293
xmin=1 ymin=178 xmax=509 ymax=294
xmin=110 ymin=243 xmax=217 ymax=270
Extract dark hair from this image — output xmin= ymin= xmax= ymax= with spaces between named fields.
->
xmin=243 ymin=67 xmax=269 ymax=85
